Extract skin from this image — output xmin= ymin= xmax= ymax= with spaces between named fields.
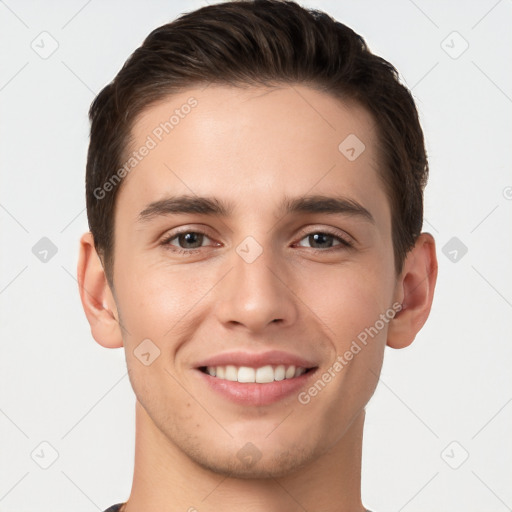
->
xmin=78 ymin=84 xmax=437 ymax=512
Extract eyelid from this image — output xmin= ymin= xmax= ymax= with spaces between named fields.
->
xmin=160 ymin=227 xmax=219 ymax=246
xmin=159 ymin=224 xmax=355 ymax=252
xmin=293 ymin=225 xmax=355 ymax=247
xmin=168 ymin=234 xmax=212 ymax=249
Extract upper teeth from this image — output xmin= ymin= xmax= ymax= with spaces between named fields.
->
xmin=205 ymin=365 xmax=307 ymax=383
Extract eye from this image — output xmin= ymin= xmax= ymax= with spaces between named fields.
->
xmin=162 ymin=231 xmax=214 ymax=250
xmin=296 ymin=231 xmax=352 ymax=250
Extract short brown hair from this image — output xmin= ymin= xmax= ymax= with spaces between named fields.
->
xmin=86 ymin=0 xmax=428 ymax=286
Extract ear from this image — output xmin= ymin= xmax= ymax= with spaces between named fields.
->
xmin=77 ymin=232 xmax=123 ymax=348
xmin=387 ymin=232 xmax=438 ymax=349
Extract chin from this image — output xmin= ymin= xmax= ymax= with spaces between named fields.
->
xmin=190 ymin=445 xmax=317 ymax=479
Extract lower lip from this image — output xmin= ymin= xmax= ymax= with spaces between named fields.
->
xmin=195 ymin=368 xmax=317 ymax=406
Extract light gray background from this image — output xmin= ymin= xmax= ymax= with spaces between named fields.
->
xmin=1 ymin=1 xmax=511 ymax=511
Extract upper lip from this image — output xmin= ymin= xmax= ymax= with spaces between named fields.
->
xmin=194 ymin=350 xmax=318 ymax=369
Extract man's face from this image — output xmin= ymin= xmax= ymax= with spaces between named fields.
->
xmin=111 ymin=84 xmax=400 ymax=477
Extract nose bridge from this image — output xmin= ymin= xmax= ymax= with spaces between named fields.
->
xmin=214 ymin=238 xmax=297 ymax=332
xmin=234 ymin=244 xmax=280 ymax=298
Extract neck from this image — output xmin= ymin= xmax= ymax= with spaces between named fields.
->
xmin=123 ymin=400 xmax=366 ymax=512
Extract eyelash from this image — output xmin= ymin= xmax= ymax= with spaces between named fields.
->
xmin=160 ymin=229 xmax=219 ymax=256
xmin=160 ymin=227 xmax=354 ymax=255
xmin=295 ymin=230 xmax=353 ymax=251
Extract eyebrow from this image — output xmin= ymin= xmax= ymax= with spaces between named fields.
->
xmin=138 ymin=195 xmax=233 ymax=222
xmin=282 ymin=195 xmax=374 ymax=223
xmin=137 ymin=194 xmax=374 ymax=224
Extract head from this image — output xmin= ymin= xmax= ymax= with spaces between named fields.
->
xmin=79 ymin=0 xmax=436 ymax=478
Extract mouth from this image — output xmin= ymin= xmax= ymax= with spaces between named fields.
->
xmin=198 ymin=364 xmax=316 ymax=383
xmin=194 ymin=358 xmax=319 ymax=406
xmin=193 ymin=350 xmax=319 ymax=405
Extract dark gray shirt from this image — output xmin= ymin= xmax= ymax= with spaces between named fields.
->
xmin=102 ymin=504 xmax=373 ymax=511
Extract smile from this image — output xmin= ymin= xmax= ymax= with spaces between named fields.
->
xmin=199 ymin=364 xmax=311 ymax=383
xmin=196 ymin=363 xmax=318 ymax=406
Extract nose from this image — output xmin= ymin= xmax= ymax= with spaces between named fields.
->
xmin=214 ymin=245 xmax=299 ymax=334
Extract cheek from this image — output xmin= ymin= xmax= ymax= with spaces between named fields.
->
xmin=115 ymin=256 xmax=215 ymax=339
xmin=295 ymin=263 xmax=393 ymax=429
xmin=294 ymin=257 xmax=396 ymax=345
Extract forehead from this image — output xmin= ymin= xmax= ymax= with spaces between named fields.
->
xmin=117 ymin=83 xmax=388 ymax=224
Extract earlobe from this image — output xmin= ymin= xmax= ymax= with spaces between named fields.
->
xmin=77 ymin=232 xmax=123 ymax=349
xmin=387 ymin=232 xmax=438 ymax=349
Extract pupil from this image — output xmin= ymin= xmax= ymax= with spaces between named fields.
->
xmin=179 ymin=232 xmax=203 ymax=248
xmin=310 ymin=233 xmax=332 ymax=248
